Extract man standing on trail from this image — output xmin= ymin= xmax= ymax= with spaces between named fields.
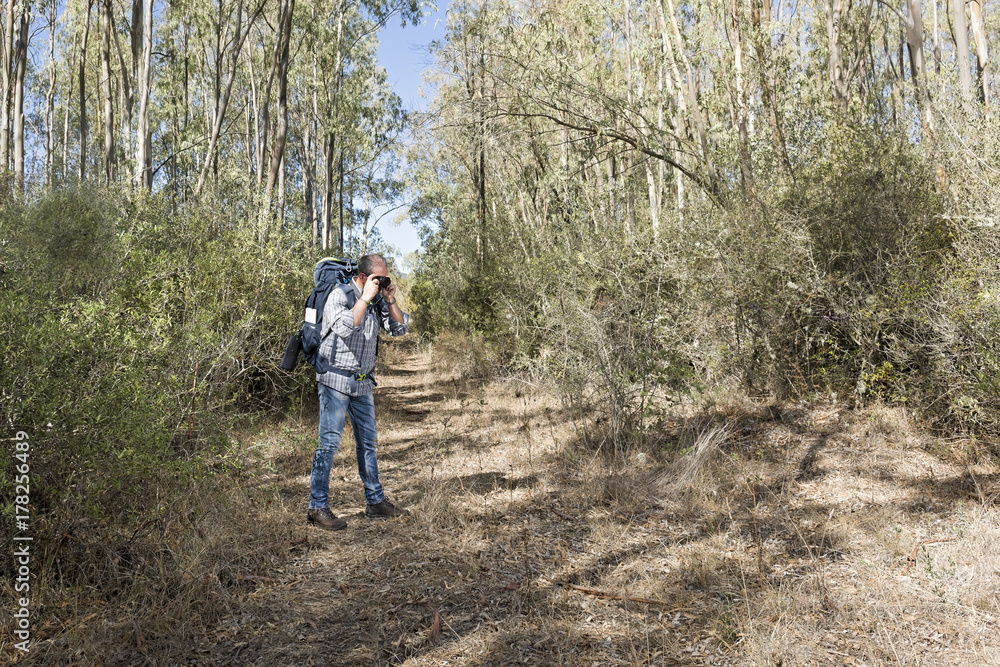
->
xmin=307 ymin=253 xmax=410 ymax=530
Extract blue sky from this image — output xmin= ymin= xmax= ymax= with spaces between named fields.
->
xmin=376 ymin=3 xmax=451 ymax=264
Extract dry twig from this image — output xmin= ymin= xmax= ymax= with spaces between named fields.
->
xmin=900 ymin=537 xmax=957 ymax=576
xmin=543 ymin=577 xmax=676 ymax=607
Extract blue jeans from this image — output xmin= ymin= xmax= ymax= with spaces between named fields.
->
xmin=309 ymin=383 xmax=384 ymax=508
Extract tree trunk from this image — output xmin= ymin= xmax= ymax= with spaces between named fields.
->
xmin=303 ymin=126 xmax=314 ymax=241
xmin=0 ymin=0 xmax=14 ymax=172
xmin=933 ymin=0 xmax=942 ymax=73
xmin=248 ymin=53 xmax=260 ymax=180
xmin=328 ymin=2 xmax=345 ymax=250
xmin=954 ymin=0 xmax=975 ymax=111
xmin=623 ymin=0 xmax=637 ymax=236
xmin=665 ymin=0 xmax=717 ymax=185
xmin=825 ymin=0 xmax=847 ymax=107
xmin=264 ymin=0 xmax=294 ymax=209
xmin=257 ymin=4 xmax=285 ymax=190
xmin=112 ymin=20 xmax=133 ymax=166
xmin=311 ymin=27 xmax=319 ymax=246
xmin=171 ymin=92 xmax=178 ymax=206
xmin=278 ymin=151 xmax=286 ymax=226
xmin=45 ymin=0 xmax=55 ymax=185
xmin=653 ymin=0 xmax=687 ymax=216
xmin=101 ymin=0 xmax=115 ymax=184
xmin=79 ymin=0 xmax=93 ymax=181
xmin=345 ymin=159 xmax=353 ymax=252
xmin=182 ymin=24 xmax=189 ymax=196
xmin=63 ymin=29 xmax=78 ymax=182
xmin=135 ymin=0 xmax=152 ymax=190
xmin=338 ymin=150 xmax=344 ymax=254
xmin=731 ymin=0 xmax=754 ymax=192
xmin=969 ymin=0 xmax=989 ymax=106
xmin=131 ymin=0 xmax=141 ymax=77
xmin=905 ymin=0 xmax=934 ymax=133
xmin=195 ymin=0 xmax=252 ymax=197
xmin=212 ymin=1 xmax=221 ymax=184
xmin=246 ymin=95 xmax=253 ymax=179
xmin=130 ymin=0 xmax=143 ymax=181
xmin=12 ymin=1 xmax=28 ymax=190
xmin=322 ymin=133 xmax=333 ymax=250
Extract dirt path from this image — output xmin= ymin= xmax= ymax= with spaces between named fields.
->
xmin=201 ymin=350 xmax=1000 ymax=666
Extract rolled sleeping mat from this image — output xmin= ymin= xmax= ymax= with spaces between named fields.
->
xmin=280 ymin=333 xmax=302 ymax=371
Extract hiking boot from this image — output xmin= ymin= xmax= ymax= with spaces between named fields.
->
xmin=365 ymin=498 xmax=409 ymax=519
xmin=307 ymin=507 xmax=348 ymax=531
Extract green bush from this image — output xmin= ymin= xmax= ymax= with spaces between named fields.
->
xmin=412 ymin=116 xmax=1000 ymax=442
xmin=0 ymin=185 xmax=320 ymax=630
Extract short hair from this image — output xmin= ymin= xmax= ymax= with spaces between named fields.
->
xmin=358 ymin=253 xmax=387 ymax=276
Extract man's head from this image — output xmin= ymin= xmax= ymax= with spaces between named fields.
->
xmin=358 ymin=253 xmax=388 ymax=278
xmin=357 ymin=253 xmax=389 ymax=290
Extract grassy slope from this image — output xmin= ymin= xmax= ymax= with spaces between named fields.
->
xmin=10 ymin=342 xmax=1000 ymax=665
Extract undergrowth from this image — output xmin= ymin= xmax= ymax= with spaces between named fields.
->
xmin=0 ymin=186 xmax=325 ymax=662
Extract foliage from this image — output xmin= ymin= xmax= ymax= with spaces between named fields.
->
xmin=0 ymin=185 xmax=320 ymax=634
xmin=408 ymin=0 xmax=1000 ymax=446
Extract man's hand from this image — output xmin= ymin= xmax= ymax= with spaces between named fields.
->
xmin=361 ymin=276 xmax=381 ymax=303
xmin=382 ymin=280 xmax=397 ymax=301
xmin=352 ymin=274 xmax=382 ymax=327
xmin=381 ymin=278 xmax=404 ymax=324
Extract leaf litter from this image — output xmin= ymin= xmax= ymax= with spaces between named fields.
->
xmin=27 ymin=348 xmax=997 ymax=666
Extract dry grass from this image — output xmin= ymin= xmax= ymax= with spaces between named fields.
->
xmin=5 ymin=350 xmax=1000 ymax=665
xmin=0 ymin=428 xmax=310 ymax=665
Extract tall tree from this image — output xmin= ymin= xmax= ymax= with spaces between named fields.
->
xmin=101 ymin=0 xmax=114 ymax=183
xmin=321 ymin=0 xmax=346 ymax=250
xmin=79 ymin=0 xmax=92 ymax=181
xmin=264 ymin=0 xmax=294 ymax=210
xmin=62 ymin=28 xmax=78 ymax=181
xmin=135 ymin=0 xmax=152 ymax=189
xmin=730 ymin=0 xmax=754 ymax=192
xmin=905 ymin=0 xmax=933 ymax=132
xmin=44 ymin=0 xmax=55 ymax=185
xmin=969 ymin=0 xmax=989 ymax=106
xmin=12 ymin=0 xmax=29 ymax=188
xmin=194 ymin=0 xmax=262 ymax=197
xmin=1 ymin=0 xmax=15 ymax=172
xmin=954 ymin=0 xmax=975 ymax=111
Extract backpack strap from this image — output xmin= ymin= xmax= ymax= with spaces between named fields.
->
xmin=317 ymin=282 xmax=357 ymax=342
xmin=336 ymin=281 xmax=356 ymax=306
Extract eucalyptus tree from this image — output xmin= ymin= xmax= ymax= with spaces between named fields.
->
xmin=11 ymin=0 xmax=27 ymax=187
xmin=134 ymin=0 xmax=151 ymax=188
xmin=78 ymin=0 xmax=92 ymax=181
xmin=193 ymin=0 xmax=265 ymax=197
xmin=43 ymin=0 xmax=54 ymax=184
xmin=351 ymin=67 xmax=406 ymax=254
xmin=0 ymin=0 xmax=13 ymax=173
xmin=262 ymin=0 xmax=295 ymax=212
xmin=8 ymin=0 xmax=423 ymax=244
xmin=100 ymin=0 xmax=113 ymax=183
xmin=969 ymin=0 xmax=988 ymax=105
xmin=954 ymin=0 xmax=975 ymax=110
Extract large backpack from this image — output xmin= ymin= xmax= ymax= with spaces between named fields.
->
xmin=280 ymin=257 xmax=391 ymax=374
xmin=299 ymin=257 xmax=358 ymax=374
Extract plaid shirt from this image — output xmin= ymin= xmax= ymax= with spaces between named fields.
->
xmin=316 ymin=280 xmax=409 ymax=395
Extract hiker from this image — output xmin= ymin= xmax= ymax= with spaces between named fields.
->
xmin=307 ymin=253 xmax=409 ymax=530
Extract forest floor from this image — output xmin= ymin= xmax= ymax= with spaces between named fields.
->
xmin=178 ymin=346 xmax=1000 ymax=666
xmin=25 ymin=346 xmax=997 ymax=666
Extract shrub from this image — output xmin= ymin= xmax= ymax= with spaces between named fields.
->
xmin=0 ymin=186 xmax=322 ymax=655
